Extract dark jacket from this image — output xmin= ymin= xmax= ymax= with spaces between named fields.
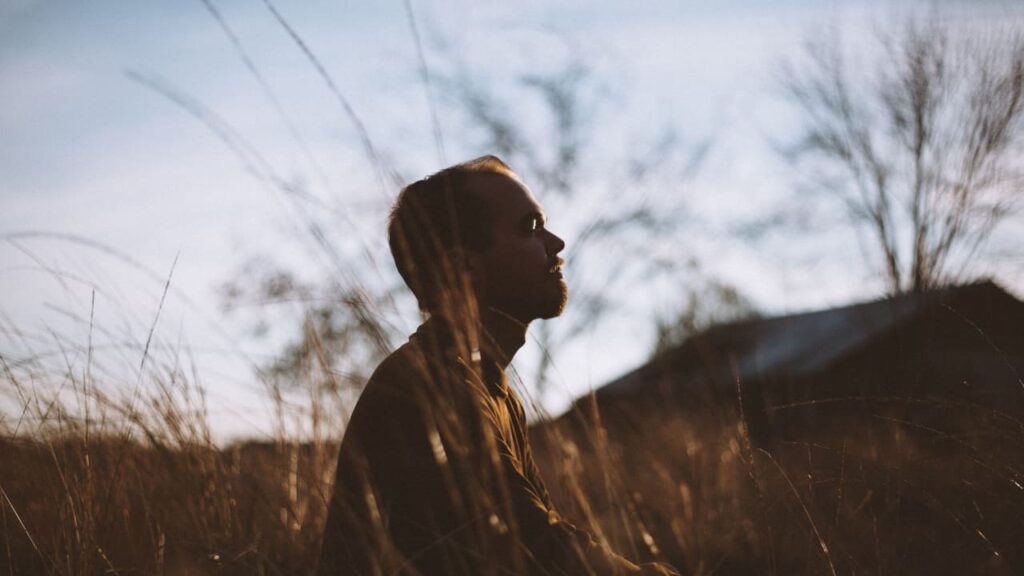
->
xmin=317 ymin=318 xmax=631 ymax=576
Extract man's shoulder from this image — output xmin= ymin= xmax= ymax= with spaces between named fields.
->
xmin=361 ymin=319 xmax=471 ymax=397
xmin=341 ymin=323 xmax=473 ymax=447
xmin=357 ymin=339 xmax=424 ymax=405
xmin=348 ymin=319 xmax=490 ymax=431
xmin=339 ymin=340 xmax=428 ymax=450
xmin=355 ymin=324 xmax=453 ymax=399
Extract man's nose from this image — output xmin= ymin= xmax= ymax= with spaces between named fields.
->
xmin=545 ymin=230 xmax=566 ymax=255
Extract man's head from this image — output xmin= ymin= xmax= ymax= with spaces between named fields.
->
xmin=388 ymin=156 xmax=567 ymax=323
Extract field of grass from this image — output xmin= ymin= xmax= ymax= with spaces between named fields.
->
xmin=4 ymin=334 xmax=1023 ymax=575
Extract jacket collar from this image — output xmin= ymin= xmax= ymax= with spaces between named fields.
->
xmin=413 ymin=316 xmax=509 ymax=399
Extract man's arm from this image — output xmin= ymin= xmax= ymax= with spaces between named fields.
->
xmin=478 ymin=391 xmax=678 ymax=576
xmin=513 ymin=436 xmax=681 ymax=576
xmin=489 ymin=430 xmax=644 ymax=575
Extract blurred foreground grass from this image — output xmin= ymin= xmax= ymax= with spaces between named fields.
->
xmin=3 ymin=351 xmax=1022 ymax=575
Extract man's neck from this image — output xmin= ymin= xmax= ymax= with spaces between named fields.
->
xmin=479 ymin=307 xmax=529 ymax=370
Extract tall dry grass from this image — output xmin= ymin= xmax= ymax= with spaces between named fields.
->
xmin=0 ymin=322 xmax=338 ymax=575
xmin=4 ymin=314 xmax=1024 ymax=575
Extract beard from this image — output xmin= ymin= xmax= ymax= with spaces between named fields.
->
xmin=536 ymin=276 xmax=569 ymax=319
xmin=488 ymin=275 xmax=568 ymax=323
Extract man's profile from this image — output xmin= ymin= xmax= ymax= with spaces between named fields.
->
xmin=316 ymin=156 xmax=677 ymax=575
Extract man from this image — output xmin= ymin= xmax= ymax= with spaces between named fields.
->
xmin=317 ymin=156 xmax=678 ymax=575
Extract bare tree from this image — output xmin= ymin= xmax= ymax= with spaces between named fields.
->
xmin=653 ymin=275 xmax=759 ymax=356
xmin=781 ymin=15 xmax=1024 ymax=294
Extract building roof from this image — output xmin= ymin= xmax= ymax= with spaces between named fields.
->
xmin=593 ymin=280 xmax=1022 ymax=402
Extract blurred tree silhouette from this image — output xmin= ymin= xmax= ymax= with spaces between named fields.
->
xmin=219 ymin=30 xmax=722 ymax=404
xmin=434 ymin=39 xmax=714 ymax=392
xmin=780 ymin=14 xmax=1024 ymax=294
xmin=652 ymin=275 xmax=760 ymax=356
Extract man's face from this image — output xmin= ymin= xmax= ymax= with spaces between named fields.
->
xmin=470 ymin=172 xmax=568 ymax=323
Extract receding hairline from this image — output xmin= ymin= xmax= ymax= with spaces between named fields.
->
xmin=460 ymin=165 xmax=524 ymax=199
xmin=455 ymin=154 xmax=515 ymax=177
xmin=385 ymin=155 xmax=521 ymax=308
xmin=388 ymin=155 xmax=517 ymax=223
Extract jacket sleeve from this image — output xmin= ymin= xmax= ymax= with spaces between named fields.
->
xmin=479 ymin=392 xmax=642 ymax=576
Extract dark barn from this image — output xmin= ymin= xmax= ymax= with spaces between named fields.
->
xmin=533 ymin=280 xmax=1024 ymax=574
xmin=558 ymin=280 xmax=1024 ymax=447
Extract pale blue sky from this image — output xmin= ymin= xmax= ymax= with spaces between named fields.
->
xmin=2 ymin=0 xmax=1022 ymax=439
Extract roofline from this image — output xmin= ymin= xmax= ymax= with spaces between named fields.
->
xmin=578 ymin=279 xmax=1016 ymax=408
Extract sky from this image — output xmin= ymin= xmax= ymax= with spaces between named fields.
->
xmin=2 ymin=0 xmax=1023 ymax=441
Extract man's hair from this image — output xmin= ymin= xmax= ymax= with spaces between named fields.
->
xmin=388 ymin=155 xmax=513 ymax=311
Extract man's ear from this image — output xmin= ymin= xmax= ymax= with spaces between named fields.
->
xmin=446 ymin=247 xmax=479 ymax=271
xmin=464 ymin=249 xmax=483 ymax=273
xmin=451 ymin=248 xmax=487 ymax=293
xmin=442 ymin=247 xmax=482 ymax=281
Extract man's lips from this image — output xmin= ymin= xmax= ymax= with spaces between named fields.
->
xmin=547 ymin=258 xmax=564 ymax=275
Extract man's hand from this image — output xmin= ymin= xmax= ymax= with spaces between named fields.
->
xmin=639 ymin=561 xmax=681 ymax=576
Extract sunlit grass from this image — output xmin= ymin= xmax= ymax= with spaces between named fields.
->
xmin=4 ymin=307 xmax=1023 ymax=575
